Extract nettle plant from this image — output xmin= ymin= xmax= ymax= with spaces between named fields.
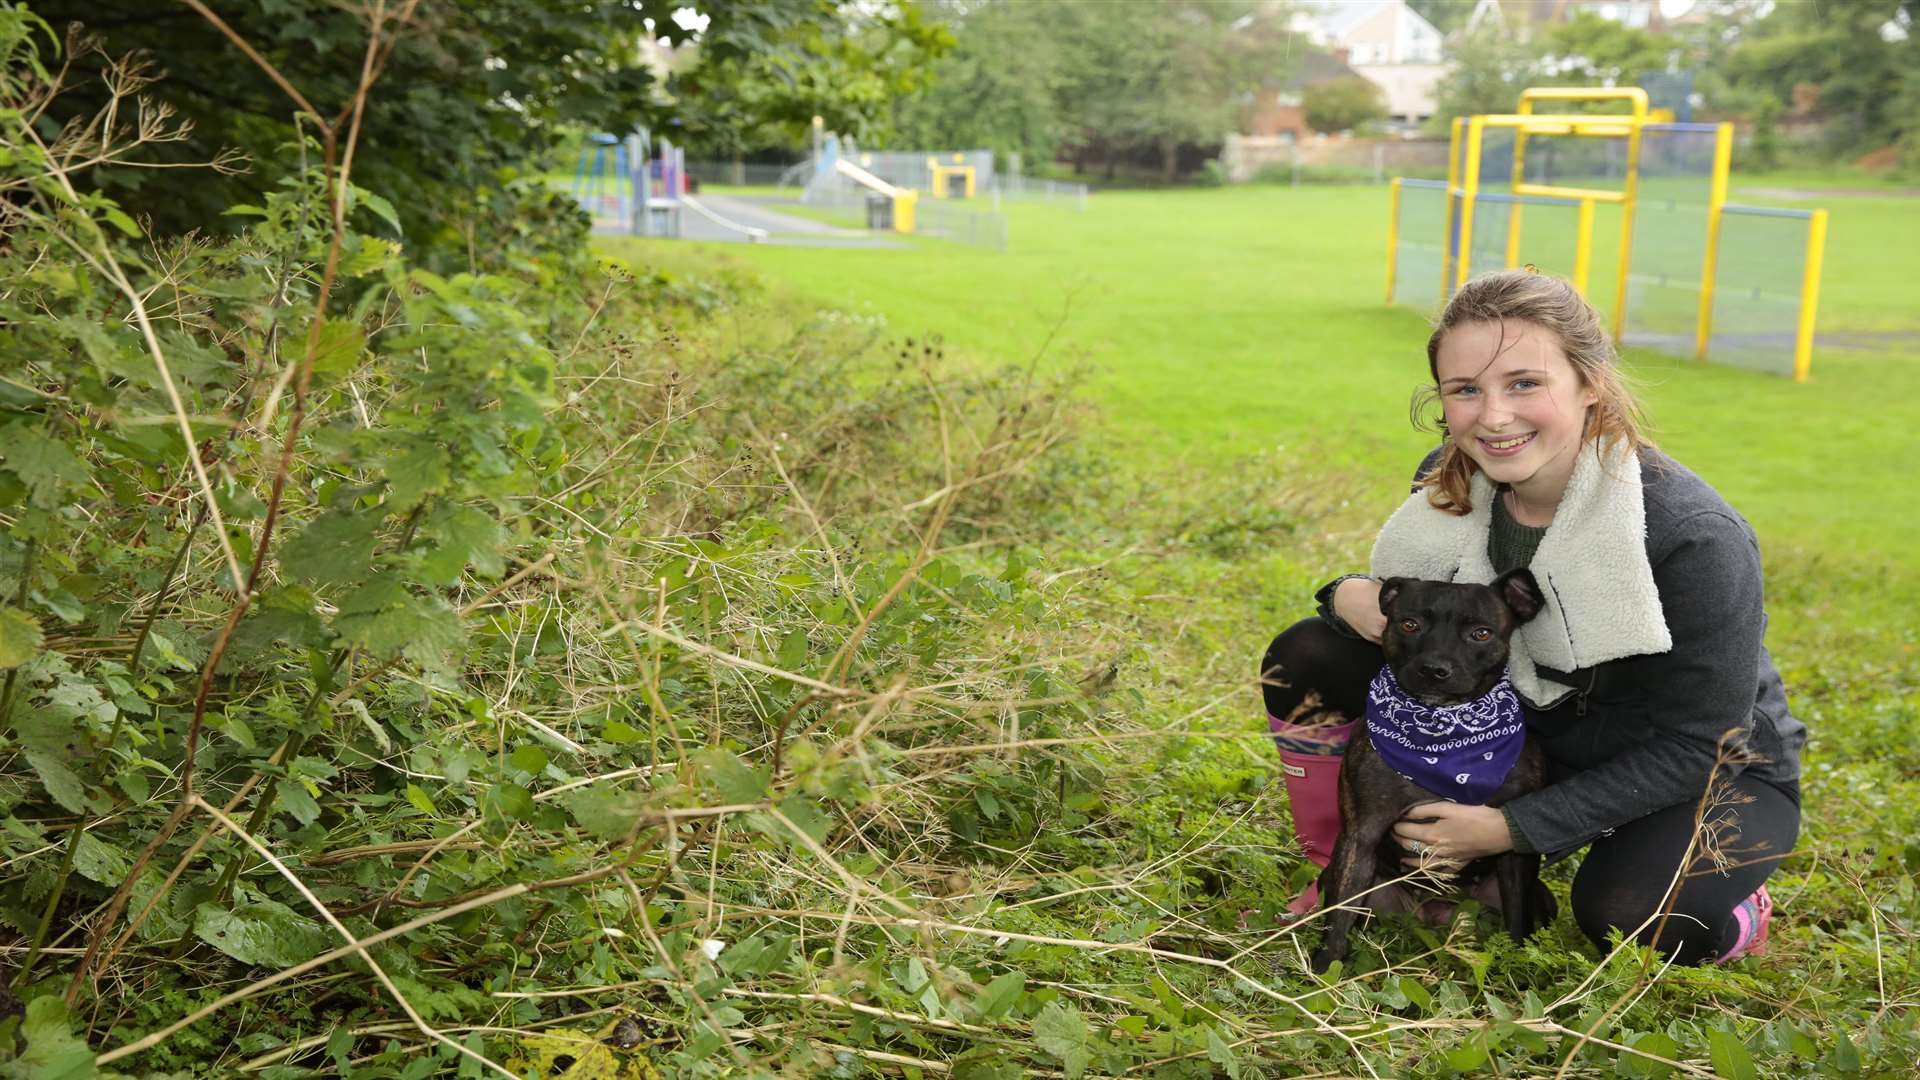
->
xmin=0 ymin=10 xmax=1111 ymax=1075
xmin=0 ymin=6 xmax=573 ymax=971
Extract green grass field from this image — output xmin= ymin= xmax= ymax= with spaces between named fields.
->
xmin=608 ymin=184 xmax=1920 ymax=600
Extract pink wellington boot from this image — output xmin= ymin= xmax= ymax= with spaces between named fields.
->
xmin=1710 ymin=884 xmax=1773 ymax=964
xmin=1270 ymin=715 xmax=1353 ymax=917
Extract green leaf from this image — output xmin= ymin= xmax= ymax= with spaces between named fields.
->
xmin=1206 ymin=1026 xmax=1242 ymax=1080
xmin=1707 ymin=1028 xmax=1757 ymax=1080
xmin=416 ymin=505 xmax=505 ymax=584
xmin=1625 ymin=1031 xmax=1678 ymax=1079
xmin=280 ymin=512 xmax=381 ymax=584
xmin=332 ymin=576 xmax=466 ymax=669
xmin=307 ymin=316 xmax=366 ymax=376
xmin=0 ymin=997 xmax=97 ymax=1080
xmin=0 ymin=606 xmax=43 ymax=668
xmin=385 ymin=442 xmax=450 ymax=512
xmin=777 ymin=629 xmax=808 ymax=669
xmin=696 ymin=748 xmax=768 ymax=804
xmin=353 ymin=186 xmax=404 ymax=235
xmin=974 ymin=970 xmax=1024 ymax=1019
xmin=509 ymin=745 xmax=549 ymax=775
xmin=1033 ymin=1003 xmax=1092 ymax=1079
xmin=405 ymin=783 xmax=437 ymax=814
xmin=277 ymin=779 xmax=322 ymax=826
xmin=1825 ymin=1030 xmax=1861 ymax=1074
xmin=562 ymin=783 xmax=647 ymax=841
xmin=483 ymin=782 xmax=535 ymax=823
xmin=194 ymin=899 xmax=329 ymax=967
xmin=73 ymin=833 xmax=131 ymax=887
xmin=1 ymin=425 xmax=90 ymax=507
xmin=26 ymin=751 xmax=89 ymax=813
xmin=1399 ymin=976 xmax=1433 ymax=1012
xmin=1442 ymin=1034 xmax=1489 ymax=1072
xmin=102 ymin=207 xmax=142 ymax=238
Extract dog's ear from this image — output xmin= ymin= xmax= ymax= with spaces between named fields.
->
xmin=1376 ymin=577 xmax=1407 ymax=615
xmin=1493 ymin=568 xmax=1545 ymax=623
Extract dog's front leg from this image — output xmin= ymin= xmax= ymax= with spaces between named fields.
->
xmin=1492 ymin=851 xmax=1545 ymax=941
xmin=1309 ymin=758 xmax=1397 ymax=973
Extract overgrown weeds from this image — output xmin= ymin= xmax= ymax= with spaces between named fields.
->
xmin=0 ymin=6 xmax=1915 ymax=1078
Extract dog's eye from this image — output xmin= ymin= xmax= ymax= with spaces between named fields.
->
xmin=1470 ymin=627 xmax=1494 ymax=642
xmin=1399 ymin=619 xmax=1420 ymax=634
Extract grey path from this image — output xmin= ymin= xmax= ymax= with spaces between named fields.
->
xmin=590 ymin=193 xmax=905 ymax=248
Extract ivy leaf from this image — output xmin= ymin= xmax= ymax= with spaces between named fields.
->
xmin=280 ymin=512 xmax=381 ymax=584
xmin=332 ymin=575 xmax=466 ymax=669
xmin=1033 ymin=1003 xmax=1092 ymax=1080
xmin=0 ymin=606 xmax=43 ymax=668
xmin=0 ymin=997 xmax=97 ymax=1080
xmin=0 ymin=425 xmax=89 ymax=507
xmin=194 ymin=898 xmax=329 ymax=967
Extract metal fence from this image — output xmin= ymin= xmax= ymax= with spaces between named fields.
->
xmin=683 ymin=160 xmax=803 ymax=188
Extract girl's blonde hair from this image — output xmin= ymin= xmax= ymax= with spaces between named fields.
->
xmin=1411 ymin=270 xmax=1652 ymax=515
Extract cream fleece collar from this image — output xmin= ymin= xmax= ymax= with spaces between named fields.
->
xmin=1369 ymin=441 xmax=1671 ymax=707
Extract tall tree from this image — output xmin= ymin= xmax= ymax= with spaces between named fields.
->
xmin=1721 ymin=0 xmax=1919 ymax=156
xmin=888 ymin=0 xmax=1063 ymax=167
xmin=28 ymin=0 xmax=946 ymax=249
xmin=1052 ymin=0 xmax=1297 ymax=180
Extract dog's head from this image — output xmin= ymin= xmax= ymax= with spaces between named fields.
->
xmin=1377 ymin=570 xmax=1544 ymax=705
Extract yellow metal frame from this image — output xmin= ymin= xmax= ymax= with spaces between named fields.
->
xmin=1406 ymin=84 xmax=1828 ymax=381
xmin=1795 ymin=209 xmax=1828 ymax=382
xmin=1385 ymin=177 xmax=1401 ymax=303
xmin=928 ymin=156 xmax=976 ymax=199
xmin=1695 ymin=123 xmax=1734 ymax=361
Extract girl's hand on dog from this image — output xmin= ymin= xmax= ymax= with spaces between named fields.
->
xmin=1333 ymin=577 xmax=1387 ymax=642
xmin=1393 ymin=802 xmax=1515 ymax=868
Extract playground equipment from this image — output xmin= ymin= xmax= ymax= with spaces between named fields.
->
xmin=832 ymin=157 xmax=917 ymax=232
xmin=928 ymin=154 xmax=977 ymax=199
xmin=570 ymin=133 xmax=632 ymax=227
xmin=1386 ymin=86 xmax=1829 ymax=380
xmin=573 ymin=128 xmax=769 ymax=242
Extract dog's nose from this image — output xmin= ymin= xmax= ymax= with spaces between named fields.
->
xmin=1419 ymin=662 xmax=1452 ymax=682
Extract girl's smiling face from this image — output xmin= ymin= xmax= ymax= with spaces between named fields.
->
xmin=1435 ymin=319 xmax=1598 ymax=507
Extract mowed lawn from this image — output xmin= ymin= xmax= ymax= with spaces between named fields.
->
xmin=605 ymin=183 xmax=1920 ymax=604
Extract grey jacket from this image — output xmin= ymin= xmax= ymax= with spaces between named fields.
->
xmin=1319 ymin=445 xmax=1806 ymax=856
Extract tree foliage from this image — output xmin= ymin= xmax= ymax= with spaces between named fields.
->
xmin=891 ymin=0 xmax=1297 ymax=179
xmin=25 ymin=0 xmax=946 ymax=255
xmin=1303 ymin=76 xmax=1388 ymax=135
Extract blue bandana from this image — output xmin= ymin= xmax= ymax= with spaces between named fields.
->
xmin=1364 ymin=665 xmax=1525 ymax=804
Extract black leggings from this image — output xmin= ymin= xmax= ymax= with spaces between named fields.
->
xmin=1262 ymin=616 xmax=1801 ymax=964
xmin=1570 ymin=772 xmax=1799 ymax=964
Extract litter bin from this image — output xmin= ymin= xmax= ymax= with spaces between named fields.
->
xmin=865 ymin=194 xmax=892 ymax=231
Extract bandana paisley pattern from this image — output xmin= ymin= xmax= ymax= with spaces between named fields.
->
xmin=1364 ymin=665 xmax=1525 ymax=804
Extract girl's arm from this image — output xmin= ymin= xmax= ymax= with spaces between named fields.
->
xmin=1502 ymin=508 xmax=1770 ymax=855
